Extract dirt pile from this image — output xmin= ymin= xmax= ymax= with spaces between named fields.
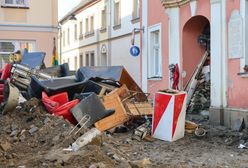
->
xmin=0 ymin=99 xmax=117 ymax=167
xmin=0 ymin=99 xmax=248 ymax=168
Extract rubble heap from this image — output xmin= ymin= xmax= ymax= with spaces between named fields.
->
xmin=187 ymin=58 xmax=211 ymax=115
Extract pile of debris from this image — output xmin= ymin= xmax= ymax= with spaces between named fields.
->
xmin=186 ymin=53 xmax=211 ymax=116
xmin=0 ymin=50 xmax=153 ymax=152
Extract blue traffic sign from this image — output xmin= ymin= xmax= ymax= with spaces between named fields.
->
xmin=130 ymin=45 xmax=140 ymax=57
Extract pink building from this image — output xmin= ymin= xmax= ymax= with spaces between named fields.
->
xmin=141 ymin=0 xmax=248 ymax=128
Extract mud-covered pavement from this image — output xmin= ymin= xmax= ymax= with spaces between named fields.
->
xmin=0 ymin=99 xmax=248 ymax=168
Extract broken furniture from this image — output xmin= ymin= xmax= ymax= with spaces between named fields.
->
xmin=76 ymin=66 xmax=147 ymax=101
xmin=94 ymin=85 xmax=130 ymax=132
xmin=0 ymin=80 xmax=5 ymax=103
xmin=70 ymin=92 xmax=115 ymax=128
xmin=21 ymin=50 xmax=45 ymax=69
xmin=1 ymin=63 xmax=11 ymax=80
xmin=0 ymin=81 xmax=20 ymax=114
xmin=42 ymin=92 xmax=79 ymax=125
xmin=152 ymin=90 xmax=187 ymax=142
xmin=11 ymin=63 xmax=70 ymax=90
xmin=29 ymin=76 xmax=88 ymax=99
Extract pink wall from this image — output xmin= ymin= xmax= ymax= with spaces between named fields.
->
xmin=226 ymin=0 xmax=248 ymax=108
xmin=0 ymin=30 xmax=57 ymax=67
xmin=147 ymin=0 xmax=169 ymax=95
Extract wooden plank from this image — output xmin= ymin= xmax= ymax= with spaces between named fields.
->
xmin=95 ymin=91 xmax=129 ymax=132
xmin=125 ymin=102 xmax=153 ymax=116
xmin=184 ymin=51 xmax=209 ymax=108
xmin=107 ymin=84 xmax=130 ymax=100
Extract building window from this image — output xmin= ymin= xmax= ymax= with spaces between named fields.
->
xmin=132 ymin=0 xmax=140 ymax=19
xmin=90 ymin=52 xmax=95 ymax=66
xmin=62 ymin=30 xmax=65 ymax=47
xmin=67 ymin=28 xmax=70 ymax=45
xmin=85 ymin=52 xmax=95 ymax=66
xmin=80 ymin=21 xmax=83 ymax=35
xmin=148 ymin=24 xmax=162 ymax=78
xmin=80 ymin=54 xmax=83 ymax=67
xmin=74 ymin=56 xmax=78 ymax=70
xmin=90 ymin=16 xmax=94 ymax=33
xmin=74 ymin=24 xmax=77 ymax=41
xmin=114 ymin=1 xmax=121 ymax=26
xmin=2 ymin=0 xmax=29 ymax=8
xmin=101 ymin=7 xmax=107 ymax=29
xmin=101 ymin=53 xmax=107 ymax=66
xmin=85 ymin=18 xmax=89 ymax=33
xmin=86 ymin=53 xmax=90 ymax=66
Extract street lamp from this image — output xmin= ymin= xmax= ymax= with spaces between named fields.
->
xmin=69 ymin=14 xmax=77 ymax=21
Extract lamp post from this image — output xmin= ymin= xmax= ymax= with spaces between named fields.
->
xmin=58 ymin=23 xmax=62 ymax=65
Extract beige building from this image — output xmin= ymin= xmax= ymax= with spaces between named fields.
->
xmin=0 ymin=0 xmax=58 ymax=67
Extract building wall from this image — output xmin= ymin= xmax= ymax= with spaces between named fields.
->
xmin=147 ymin=0 xmax=169 ymax=95
xmin=111 ymin=34 xmax=141 ymax=85
xmin=0 ymin=0 xmax=58 ymax=66
xmin=226 ymin=0 xmax=248 ymax=109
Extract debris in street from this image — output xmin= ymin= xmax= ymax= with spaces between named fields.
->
xmin=0 ymin=50 xmax=248 ymax=167
xmin=194 ymin=127 xmax=207 ymax=138
xmin=186 ymin=52 xmax=211 ymax=115
xmin=185 ymin=120 xmax=198 ymax=133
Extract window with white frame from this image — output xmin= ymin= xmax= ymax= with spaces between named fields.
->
xmin=62 ymin=30 xmax=65 ymax=47
xmin=90 ymin=16 xmax=94 ymax=33
xmin=74 ymin=24 xmax=78 ymax=41
xmin=114 ymin=0 xmax=121 ymax=26
xmin=80 ymin=54 xmax=83 ymax=67
xmin=101 ymin=7 xmax=107 ymax=29
xmin=148 ymin=24 xmax=162 ymax=78
xmin=79 ymin=21 xmax=83 ymax=35
xmin=132 ymin=0 xmax=140 ymax=19
xmin=85 ymin=51 xmax=95 ymax=66
xmin=86 ymin=53 xmax=90 ymax=66
xmin=74 ymin=56 xmax=78 ymax=70
xmin=85 ymin=18 xmax=89 ymax=33
xmin=2 ymin=0 xmax=29 ymax=8
xmin=67 ymin=28 xmax=70 ymax=45
xmin=90 ymin=52 xmax=95 ymax=66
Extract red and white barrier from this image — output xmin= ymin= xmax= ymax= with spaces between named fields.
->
xmin=152 ymin=91 xmax=187 ymax=142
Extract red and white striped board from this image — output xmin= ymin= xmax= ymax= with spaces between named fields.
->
xmin=152 ymin=91 xmax=187 ymax=142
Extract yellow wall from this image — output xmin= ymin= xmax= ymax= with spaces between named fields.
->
xmin=0 ymin=0 xmax=58 ymax=26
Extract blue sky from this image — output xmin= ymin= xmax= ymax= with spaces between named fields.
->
xmin=58 ymin=0 xmax=81 ymax=20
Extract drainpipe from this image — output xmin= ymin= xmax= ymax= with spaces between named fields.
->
xmin=141 ymin=0 xmax=148 ymax=92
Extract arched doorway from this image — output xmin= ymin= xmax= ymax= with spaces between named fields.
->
xmin=182 ymin=15 xmax=210 ymax=87
xmin=182 ymin=15 xmax=211 ymax=114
